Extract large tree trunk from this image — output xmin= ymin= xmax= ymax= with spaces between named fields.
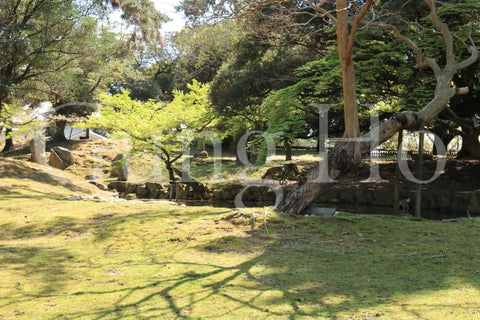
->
xmin=279 ymin=88 xmax=476 ymax=214
xmin=278 ymin=107 xmax=458 ymax=214
xmin=277 ymin=0 xmax=479 ymax=214
xmin=285 ymin=139 xmax=292 ymax=161
xmin=336 ymin=0 xmax=361 ymax=160
xmin=0 ymin=88 xmax=13 ymax=153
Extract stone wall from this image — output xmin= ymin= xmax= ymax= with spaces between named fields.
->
xmin=107 ymin=181 xmax=278 ymax=205
xmin=314 ymin=187 xmax=480 ymax=218
xmin=106 ymin=179 xmax=479 ymax=218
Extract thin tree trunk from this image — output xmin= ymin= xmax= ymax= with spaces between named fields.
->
xmin=394 ymin=130 xmax=403 ymax=215
xmin=165 ymin=161 xmax=175 ymax=182
xmin=285 ymin=139 xmax=292 ymax=161
xmin=1 ymin=128 xmax=14 ymax=153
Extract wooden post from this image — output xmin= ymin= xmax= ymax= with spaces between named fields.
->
xmin=197 ymin=137 xmax=208 ymax=158
xmin=285 ymin=139 xmax=292 ymax=161
xmin=197 ymin=137 xmax=205 ymax=153
xmin=415 ymin=132 xmax=425 ymax=218
xmin=169 ymin=182 xmax=175 ymax=201
xmin=394 ymin=130 xmax=403 ymax=215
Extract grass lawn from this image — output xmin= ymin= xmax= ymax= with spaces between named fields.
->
xmin=1 ymin=157 xmax=480 ymax=319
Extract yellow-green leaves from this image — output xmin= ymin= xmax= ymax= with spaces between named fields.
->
xmin=82 ymin=81 xmax=215 ymax=157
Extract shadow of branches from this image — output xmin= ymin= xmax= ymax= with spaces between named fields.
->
xmin=15 ymin=212 xmax=478 ymax=319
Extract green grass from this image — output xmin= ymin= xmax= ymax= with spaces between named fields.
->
xmin=1 ymin=157 xmax=480 ymax=319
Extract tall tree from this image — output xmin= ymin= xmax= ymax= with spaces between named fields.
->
xmin=0 ymin=0 xmax=166 ymax=152
xmin=178 ymin=0 xmax=243 ymax=26
xmin=103 ymin=0 xmax=167 ymax=47
xmin=248 ymin=0 xmax=375 ymax=159
xmin=45 ymin=17 xmax=131 ymax=141
xmin=277 ymin=0 xmax=478 ymax=214
xmin=335 ymin=0 xmax=373 ymax=144
xmin=0 ymin=0 xmax=96 ymax=151
xmin=171 ymin=21 xmax=240 ymax=87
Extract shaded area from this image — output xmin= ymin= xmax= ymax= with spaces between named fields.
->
xmin=0 ymin=245 xmax=72 ymax=305
xmin=311 ymin=159 xmax=480 ymax=219
xmin=0 ymin=157 xmax=99 ymax=197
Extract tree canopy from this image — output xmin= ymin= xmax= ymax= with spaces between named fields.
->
xmin=0 ymin=0 xmax=166 ymax=151
xmin=81 ymin=80 xmax=218 ymax=181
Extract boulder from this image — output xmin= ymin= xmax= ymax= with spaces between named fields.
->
xmin=85 ymin=174 xmax=100 ymax=180
xmin=197 ymin=150 xmax=209 ymax=158
xmin=49 ymin=150 xmax=68 ymax=169
xmin=124 ymin=194 xmax=136 ymax=200
xmin=29 ymin=133 xmax=47 ymax=165
xmin=175 ymin=183 xmax=188 ymax=199
xmin=306 ymin=207 xmax=336 ymax=216
xmin=145 ymin=182 xmax=163 ymax=198
xmin=211 ymin=184 xmax=244 ymax=201
xmin=51 ymin=146 xmax=73 ymax=164
xmin=126 ymin=183 xmax=138 ymax=194
xmin=88 ymin=180 xmax=108 ymax=191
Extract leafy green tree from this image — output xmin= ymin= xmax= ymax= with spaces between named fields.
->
xmin=103 ymin=0 xmax=168 ymax=48
xmin=110 ymin=63 xmax=164 ymax=102
xmin=178 ymin=0 xmax=243 ymax=26
xmin=0 ymin=0 xmax=100 ymax=151
xmin=262 ymin=27 xmax=417 ymax=147
xmin=171 ymin=21 xmax=241 ymax=87
xmin=44 ymin=17 xmax=132 ymax=142
xmin=0 ymin=0 xmax=166 ymax=152
xmin=81 ymin=81 xmax=217 ymax=181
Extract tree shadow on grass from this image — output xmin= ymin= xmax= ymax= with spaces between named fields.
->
xmin=38 ymin=215 xmax=480 ymax=319
xmin=0 ymin=185 xmax=80 ymax=201
xmin=1 ymin=197 xmax=479 ymax=319
xmin=0 ymin=206 xmax=230 ymax=243
xmin=0 ymin=245 xmax=71 ymax=307
xmin=0 ymin=157 xmax=96 ymax=195
xmin=0 ymin=205 xmax=231 ymax=319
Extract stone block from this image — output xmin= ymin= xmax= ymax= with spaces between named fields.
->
xmin=29 ymin=134 xmax=47 ymax=165
xmin=49 ymin=150 xmax=67 ymax=169
xmin=108 ymin=181 xmax=127 ymax=193
xmin=51 ymin=146 xmax=73 ymax=164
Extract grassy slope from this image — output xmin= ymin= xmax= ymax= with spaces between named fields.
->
xmin=1 ymin=157 xmax=480 ymax=319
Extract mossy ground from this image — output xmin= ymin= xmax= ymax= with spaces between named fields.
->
xmin=1 ymin=156 xmax=480 ymax=319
